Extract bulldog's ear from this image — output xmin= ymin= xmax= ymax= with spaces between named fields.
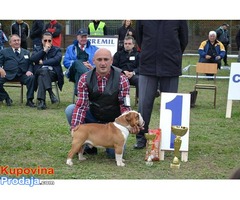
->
xmin=125 ymin=112 xmax=132 ymax=123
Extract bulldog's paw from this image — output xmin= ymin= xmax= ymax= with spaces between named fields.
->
xmin=116 ymin=161 xmax=125 ymax=167
xmin=66 ymin=159 xmax=73 ymax=166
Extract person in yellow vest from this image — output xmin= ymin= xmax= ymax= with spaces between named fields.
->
xmin=88 ymin=20 xmax=108 ymax=36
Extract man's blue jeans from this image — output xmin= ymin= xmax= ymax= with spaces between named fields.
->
xmin=65 ymin=104 xmax=117 ymax=158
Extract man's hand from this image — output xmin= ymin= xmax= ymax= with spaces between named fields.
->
xmin=124 ymin=71 xmax=133 ymax=79
xmin=130 ymin=126 xmax=140 ymax=134
xmin=43 ymin=44 xmax=51 ymax=53
xmin=205 ymin=55 xmax=211 ymax=59
xmin=83 ymin=61 xmax=93 ymax=70
xmin=26 ymin=71 xmax=33 ymax=76
xmin=0 ymin=68 xmax=6 ymax=78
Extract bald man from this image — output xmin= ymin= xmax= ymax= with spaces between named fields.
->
xmin=65 ymin=48 xmax=136 ymax=158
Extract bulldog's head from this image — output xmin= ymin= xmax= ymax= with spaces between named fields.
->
xmin=115 ymin=110 xmax=145 ymax=130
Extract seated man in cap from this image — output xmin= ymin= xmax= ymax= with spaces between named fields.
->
xmin=63 ymin=28 xmax=99 ymax=95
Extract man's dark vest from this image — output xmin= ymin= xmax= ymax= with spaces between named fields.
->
xmin=86 ymin=66 xmax=122 ymax=123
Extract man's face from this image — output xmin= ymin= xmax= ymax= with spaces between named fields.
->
xmin=222 ymin=25 xmax=228 ymax=30
xmin=9 ymin=35 xmax=21 ymax=49
xmin=93 ymin=49 xmax=113 ymax=76
xmin=42 ymin=35 xmax=52 ymax=47
xmin=77 ymin=35 xmax=88 ymax=46
xmin=209 ymin=34 xmax=216 ymax=42
xmin=124 ymin=39 xmax=134 ymax=52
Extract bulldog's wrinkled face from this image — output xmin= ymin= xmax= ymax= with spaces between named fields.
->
xmin=121 ymin=110 xmax=145 ymax=128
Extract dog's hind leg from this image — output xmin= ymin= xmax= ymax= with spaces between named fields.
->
xmin=66 ymin=141 xmax=83 ymax=166
xmin=78 ymin=145 xmax=86 ymax=161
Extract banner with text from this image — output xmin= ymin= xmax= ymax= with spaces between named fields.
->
xmin=88 ymin=36 xmax=118 ymax=57
xmin=227 ymin=62 xmax=240 ymax=100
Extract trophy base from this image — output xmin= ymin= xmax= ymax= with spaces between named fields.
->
xmin=170 ymin=163 xmax=180 ymax=169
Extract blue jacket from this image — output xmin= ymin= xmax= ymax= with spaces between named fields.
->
xmin=63 ymin=40 xmax=98 ymax=69
xmin=198 ymin=40 xmax=225 ymax=62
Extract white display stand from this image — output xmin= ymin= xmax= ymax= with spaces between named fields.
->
xmin=225 ymin=63 xmax=240 ymax=118
xmin=159 ymin=93 xmax=190 ymax=162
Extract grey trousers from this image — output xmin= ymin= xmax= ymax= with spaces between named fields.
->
xmin=136 ymin=75 xmax=179 ymax=144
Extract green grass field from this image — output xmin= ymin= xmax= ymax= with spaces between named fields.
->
xmin=0 ymin=56 xmax=240 ymax=180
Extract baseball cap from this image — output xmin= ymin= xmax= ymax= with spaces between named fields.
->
xmin=77 ymin=28 xmax=88 ymax=36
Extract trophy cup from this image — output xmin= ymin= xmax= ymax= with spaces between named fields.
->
xmin=145 ymin=133 xmax=156 ymax=166
xmin=170 ymin=125 xmax=188 ymax=169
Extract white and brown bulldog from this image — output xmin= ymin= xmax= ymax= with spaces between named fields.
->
xmin=66 ymin=110 xmax=144 ymax=167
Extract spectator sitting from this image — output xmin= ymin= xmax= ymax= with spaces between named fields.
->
xmin=0 ymin=34 xmax=35 ymax=107
xmin=113 ymin=36 xmax=139 ymax=98
xmin=198 ymin=30 xmax=225 ymax=76
xmin=117 ymin=20 xmax=136 ymax=51
xmin=63 ymin=28 xmax=98 ymax=96
xmin=30 ymin=32 xmax=64 ymax=110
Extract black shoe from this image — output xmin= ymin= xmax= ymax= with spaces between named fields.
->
xmin=133 ymin=142 xmax=146 ymax=149
xmin=50 ymin=93 xmax=58 ymax=104
xmin=37 ymin=100 xmax=46 ymax=110
xmin=26 ymin=100 xmax=36 ymax=108
xmin=83 ymin=146 xmax=98 ymax=155
xmin=5 ymin=97 xmax=13 ymax=106
xmin=155 ymin=89 xmax=160 ymax=98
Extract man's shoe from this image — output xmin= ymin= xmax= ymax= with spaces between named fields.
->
xmin=37 ymin=100 xmax=46 ymax=110
xmin=26 ymin=100 xmax=36 ymax=108
xmin=133 ymin=143 xmax=146 ymax=149
xmin=5 ymin=98 xmax=13 ymax=106
xmin=155 ymin=89 xmax=160 ymax=98
xmin=50 ymin=93 xmax=58 ymax=104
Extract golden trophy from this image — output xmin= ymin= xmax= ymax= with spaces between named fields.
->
xmin=144 ymin=133 xmax=156 ymax=166
xmin=170 ymin=125 xmax=188 ymax=169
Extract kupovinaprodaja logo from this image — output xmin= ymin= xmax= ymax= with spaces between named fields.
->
xmin=0 ymin=166 xmax=55 ymax=187
xmin=0 ymin=176 xmax=40 ymax=187
xmin=0 ymin=165 xmax=54 ymax=176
